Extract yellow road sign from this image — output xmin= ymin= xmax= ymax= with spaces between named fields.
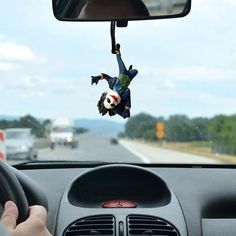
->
xmin=156 ymin=130 xmax=165 ymax=139
xmin=156 ymin=122 xmax=165 ymax=139
xmin=156 ymin=122 xmax=165 ymax=131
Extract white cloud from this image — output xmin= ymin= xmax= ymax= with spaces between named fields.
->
xmin=140 ymin=66 xmax=236 ymax=82
xmin=132 ymin=87 xmax=236 ymax=118
xmin=193 ymin=0 xmax=222 ymax=16
xmin=0 ymin=43 xmax=35 ymax=62
xmin=198 ymin=92 xmax=236 ymax=107
xmin=166 ymin=90 xmax=236 ymax=116
xmin=167 ymin=66 xmax=236 ymax=81
xmin=0 ymin=76 xmax=49 ymax=93
xmin=0 ymin=63 xmax=15 ymax=71
xmin=138 ymin=68 xmax=175 ymax=89
xmin=0 ymin=34 xmax=6 ymax=40
xmin=19 ymin=76 xmax=48 ymax=88
xmin=225 ymin=0 xmax=236 ymax=6
xmin=21 ymin=91 xmax=45 ymax=98
xmin=0 ymin=43 xmax=41 ymax=62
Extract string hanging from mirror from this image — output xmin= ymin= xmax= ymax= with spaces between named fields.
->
xmin=110 ymin=21 xmax=128 ymax=54
xmin=110 ymin=21 xmax=117 ymax=54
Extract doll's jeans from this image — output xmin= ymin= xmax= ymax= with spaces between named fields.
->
xmin=116 ymin=54 xmax=128 ymax=76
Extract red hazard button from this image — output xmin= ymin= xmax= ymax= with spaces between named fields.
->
xmin=102 ymin=200 xmax=137 ymax=208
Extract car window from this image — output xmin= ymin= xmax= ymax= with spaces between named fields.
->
xmin=0 ymin=0 xmax=236 ymax=165
xmin=6 ymin=132 xmax=29 ymax=139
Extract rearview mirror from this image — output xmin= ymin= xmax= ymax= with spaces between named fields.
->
xmin=53 ymin=0 xmax=191 ymax=21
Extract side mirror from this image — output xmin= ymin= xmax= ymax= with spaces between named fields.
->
xmin=53 ymin=0 xmax=191 ymax=22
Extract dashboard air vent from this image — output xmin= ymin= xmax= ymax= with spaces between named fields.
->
xmin=64 ymin=215 xmax=115 ymax=236
xmin=127 ymin=215 xmax=180 ymax=236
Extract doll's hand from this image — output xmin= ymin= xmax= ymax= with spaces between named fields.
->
xmin=108 ymin=109 xmax=116 ymax=116
xmin=98 ymin=106 xmax=108 ymax=116
xmin=122 ymin=108 xmax=130 ymax=119
xmin=91 ymin=76 xmax=100 ymax=85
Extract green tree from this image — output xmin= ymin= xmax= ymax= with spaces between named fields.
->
xmin=165 ymin=115 xmax=193 ymax=142
xmin=191 ymin=117 xmax=210 ymax=141
xmin=125 ymin=113 xmax=160 ymax=141
xmin=16 ymin=115 xmax=45 ymax=137
xmin=208 ymin=115 xmax=236 ymax=155
xmin=75 ymin=127 xmax=88 ymax=134
xmin=0 ymin=120 xmax=10 ymax=129
xmin=0 ymin=115 xmax=49 ymax=137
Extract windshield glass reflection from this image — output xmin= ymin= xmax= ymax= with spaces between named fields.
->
xmin=0 ymin=0 xmax=236 ymax=166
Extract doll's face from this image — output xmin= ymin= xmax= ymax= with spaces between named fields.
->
xmin=104 ymin=90 xmax=121 ymax=109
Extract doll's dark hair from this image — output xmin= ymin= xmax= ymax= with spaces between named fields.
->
xmin=97 ymin=92 xmax=117 ymax=117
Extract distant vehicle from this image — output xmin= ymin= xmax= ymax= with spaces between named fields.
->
xmin=110 ymin=137 xmax=118 ymax=145
xmin=50 ymin=118 xmax=79 ymax=149
xmin=5 ymin=128 xmax=38 ymax=160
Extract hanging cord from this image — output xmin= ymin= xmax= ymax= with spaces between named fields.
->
xmin=110 ymin=21 xmax=117 ymax=54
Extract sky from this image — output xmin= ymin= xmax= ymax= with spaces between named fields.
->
xmin=0 ymin=0 xmax=236 ymax=122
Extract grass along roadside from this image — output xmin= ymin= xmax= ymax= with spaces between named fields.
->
xmin=35 ymin=138 xmax=50 ymax=149
xmin=131 ymin=139 xmax=236 ymax=164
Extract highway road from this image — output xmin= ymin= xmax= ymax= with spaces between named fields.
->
xmin=7 ymin=133 xmax=223 ymax=165
xmin=38 ymin=133 xmax=140 ymax=163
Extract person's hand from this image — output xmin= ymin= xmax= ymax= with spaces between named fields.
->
xmin=0 ymin=201 xmax=52 ymax=236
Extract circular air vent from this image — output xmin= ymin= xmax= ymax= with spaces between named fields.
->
xmin=64 ymin=215 xmax=115 ymax=236
xmin=127 ymin=215 xmax=180 ymax=236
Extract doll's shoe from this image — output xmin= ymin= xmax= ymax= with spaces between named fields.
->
xmin=115 ymin=44 xmax=121 ymax=54
xmin=116 ymin=44 xmax=120 ymax=50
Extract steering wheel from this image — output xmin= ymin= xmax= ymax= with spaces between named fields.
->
xmin=0 ymin=161 xmax=29 ymax=223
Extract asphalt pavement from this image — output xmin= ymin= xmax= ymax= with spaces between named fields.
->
xmin=6 ymin=133 xmax=223 ymax=165
xmin=37 ymin=133 xmax=141 ymax=163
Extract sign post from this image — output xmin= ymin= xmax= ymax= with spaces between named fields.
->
xmin=0 ymin=130 xmax=6 ymax=161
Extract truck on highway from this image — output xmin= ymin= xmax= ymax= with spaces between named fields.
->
xmin=49 ymin=118 xmax=78 ymax=149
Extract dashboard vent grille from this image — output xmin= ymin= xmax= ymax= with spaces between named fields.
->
xmin=64 ymin=215 xmax=115 ymax=236
xmin=127 ymin=215 xmax=180 ymax=236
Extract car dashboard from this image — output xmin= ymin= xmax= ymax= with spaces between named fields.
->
xmin=11 ymin=163 xmax=236 ymax=236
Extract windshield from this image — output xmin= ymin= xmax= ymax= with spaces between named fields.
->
xmin=0 ymin=0 xmax=235 ymax=165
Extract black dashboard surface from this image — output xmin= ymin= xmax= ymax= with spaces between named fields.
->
xmin=19 ymin=165 xmax=236 ymax=236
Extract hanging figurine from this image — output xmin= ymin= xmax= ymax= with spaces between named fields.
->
xmin=91 ymin=44 xmax=138 ymax=119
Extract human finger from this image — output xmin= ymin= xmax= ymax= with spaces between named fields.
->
xmin=0 ymin=201 xmax=18 ymax=231
xmin=27 ymin=205 xmax=47 ymax=226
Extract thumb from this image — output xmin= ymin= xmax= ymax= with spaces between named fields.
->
xmin=1 ymin=201 xmax=18 ymax=231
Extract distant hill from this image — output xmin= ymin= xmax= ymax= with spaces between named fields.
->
xmin=0 ymin=115 xmax=125 ymax=137
xmin=0 ymin=115 xmax=18 ymax=121
xmin=75 ymin=119 xmax=124 ymax=137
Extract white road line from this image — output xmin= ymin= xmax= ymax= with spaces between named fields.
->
xmin=119 ymin=140 xmax=150 ymax=163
